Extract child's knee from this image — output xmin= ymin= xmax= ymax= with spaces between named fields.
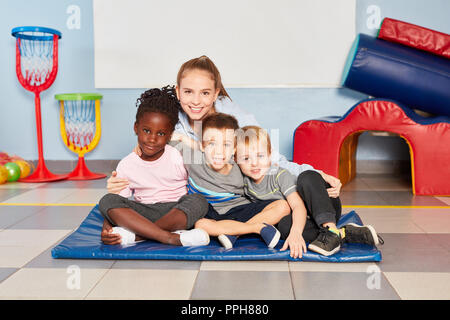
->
xmin=297 ymin=170 xmax=326 ymax=190
xmin=195 ymin=218 xmax=219 ymax=234
xmin=98 ymin=193 xmax=124 ymax=222
xmin=194 ymin=218 xmax=210 ymax=230
xmin=191 ymin=193 xmax=209 ymax=216
xmin=180 ymin=193 xmax=209 ymax=217
xmin=99 ymin=193 xmax=116 ymax=213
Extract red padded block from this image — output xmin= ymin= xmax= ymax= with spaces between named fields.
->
xmin=293 ymin=100 xmax=450 ymax=196
xmin=378 ymin=17 xmax=450 ymax=59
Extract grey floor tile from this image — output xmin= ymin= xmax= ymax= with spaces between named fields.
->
xmin=9 ymin=205 xmax=91 ymax=229
xmin=36 ymin=180 xmax=96 ymax=189
xmin=291 ymin=271 xmax=400 ymax=300
xmin=379 ymin=249 xmax=450 ymax=272
xmin=376 ymin=191 xmax=449 ymax=206
xmin=379 ymin=233 xmax=442 ymax=250
xmin=2 ymin=188 xmax=81 ymax=204
xmin=377 ymin=234 xmax=450 ymax=272
xmin=0 ymin=229 xmax=72 ymax=268
xmin=112 ymin=259 xmax=201 ymax=270
xmin=24 ymin=247 xmax=115 ymax=269
xmin=37 ymin=178 xmax=108 ymax=189
xmin=426 ymin=234 xmax=450 ymax=252
xmin=342 ymin=177 xmax=372 ymax=191
xmin=0 ymin=188 xmax=33 ymax=202
xmin=86 ymin=269 xmax=197 ymax=300
xmin=384 ymin=272 xmax=450 ymax=300
xmin=0 ymin=182 xmax=46 ymax=190
xmin=0 ymin=206 xmax=44 ymax=229
xmin=0 ymin=268 xmax=18 ymax=283
xmin=0 ymin=172 xmax=448 ymax=300
xmin=359 ymin=174 xmax=412 ymax=191
xmin=59 ymin=188 xmax=107 ymax=204
xmin=83 ymin=178 xmax=109 ymax=189
xmin=191 ymin=271 xmax=294 ymax=300
xmin=436 ymin=197 xmax=450 ymax=206
xmin=340 ymin=191 xmax=388 ymax=206
xmin=0 ymin=267 xmax=109 ymax=299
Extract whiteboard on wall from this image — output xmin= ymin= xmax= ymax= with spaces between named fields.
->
xmin=93 ymin=0 xmax=355 ymax=88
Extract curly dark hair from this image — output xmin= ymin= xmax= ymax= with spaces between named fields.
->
xmin=135 ymin=85 xmax=180 ymax=130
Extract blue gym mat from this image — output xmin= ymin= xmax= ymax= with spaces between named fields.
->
xmin=51 ymin=205 xmax=381 ymax=262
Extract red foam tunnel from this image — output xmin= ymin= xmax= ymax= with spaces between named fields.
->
xmin=293 ymin=99 xmax=450 ymax=196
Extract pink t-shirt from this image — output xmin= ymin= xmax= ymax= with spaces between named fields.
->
xmin=116 ymin=144 xmax=188 ymax=204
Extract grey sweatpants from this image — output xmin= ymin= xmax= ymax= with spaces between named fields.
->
xmin=98 ymin=193 xmax=209 ymax=229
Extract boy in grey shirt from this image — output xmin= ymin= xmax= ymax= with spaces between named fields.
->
xmin=181 ymin=113 xmax=291 ymax=249
xmin=235 ymin=126 xmax=383 ymax=258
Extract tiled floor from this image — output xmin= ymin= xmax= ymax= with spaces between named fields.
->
xmin=0 ymin=173 xmax=449 ymax=300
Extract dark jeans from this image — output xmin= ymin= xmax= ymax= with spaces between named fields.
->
xmin=277 ymin=170 xmax=342 ymax=243
xmin=205 ymin=200 xmax=277 ymax=223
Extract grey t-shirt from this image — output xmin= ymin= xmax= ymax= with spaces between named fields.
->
xmin=171 ymin=141 xmax=250 ymax=215
xmin=244 ymin=166 xmax=299 ymax=201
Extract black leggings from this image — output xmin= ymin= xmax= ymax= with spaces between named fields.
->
xmin=277 ymin=170 xmax=342 ymax=243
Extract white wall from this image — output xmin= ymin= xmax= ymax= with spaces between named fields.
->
xmin=93 ymin=0 xmax=355 ymax=88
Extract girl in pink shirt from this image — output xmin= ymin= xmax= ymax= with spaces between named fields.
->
xmin=99 ymin=86 xmax=210 ymax=247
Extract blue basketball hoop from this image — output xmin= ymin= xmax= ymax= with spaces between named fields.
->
xmin=11 ymin=26 xmax=62 ymax=41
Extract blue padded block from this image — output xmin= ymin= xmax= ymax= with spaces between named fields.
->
xmin=51 ymin=205 xmax=381 ymax=262
xmin=342 ymin=33 xmax=450 ymax=117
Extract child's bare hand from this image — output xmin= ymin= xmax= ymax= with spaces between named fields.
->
xmin=327 ymin=185 xmax=341 ymax=198
xmin=320 ymin=171 xmax=342 ymax=198
xmin=100 ymin=219 xmax=121 ymax=245
xmin=106 ymin=171 xmax=128 ymax=194
xmin=280 ymin=231 xmax=307 ymax=259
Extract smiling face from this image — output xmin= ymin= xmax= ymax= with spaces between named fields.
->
xmin=236 ymin=138 xmax=272 ymax=184
xmin=201 ymin=128 xmax=236 ymax=174
xmin=176 ymin=69 xmax=220 ymax=126
xmin=134 ymin=111 xmax=173 ymax=161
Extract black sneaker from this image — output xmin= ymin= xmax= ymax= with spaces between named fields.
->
xmin=308 ymin=228 xmax=341 ymax=256
xmin=343 ymin=223 xmax=384 ymax=246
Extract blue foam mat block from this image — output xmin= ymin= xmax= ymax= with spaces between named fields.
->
xmin=342 ymin=33 xmax=450 ymax=117
xmin=51 ymin=205 xmax=381 ymax=262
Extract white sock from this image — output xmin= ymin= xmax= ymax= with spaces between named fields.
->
xmin=112 ymin=227 xmax=136 ymax=245
xmin=172 ymin=229 xmax=210 ymax=246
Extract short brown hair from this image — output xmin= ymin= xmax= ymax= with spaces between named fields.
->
xmin=202 ymin=112 xmax=239 ymax=134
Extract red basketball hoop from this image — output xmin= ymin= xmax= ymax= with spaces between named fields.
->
xmin=12 ymin=26 xmax=68 ymax=182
